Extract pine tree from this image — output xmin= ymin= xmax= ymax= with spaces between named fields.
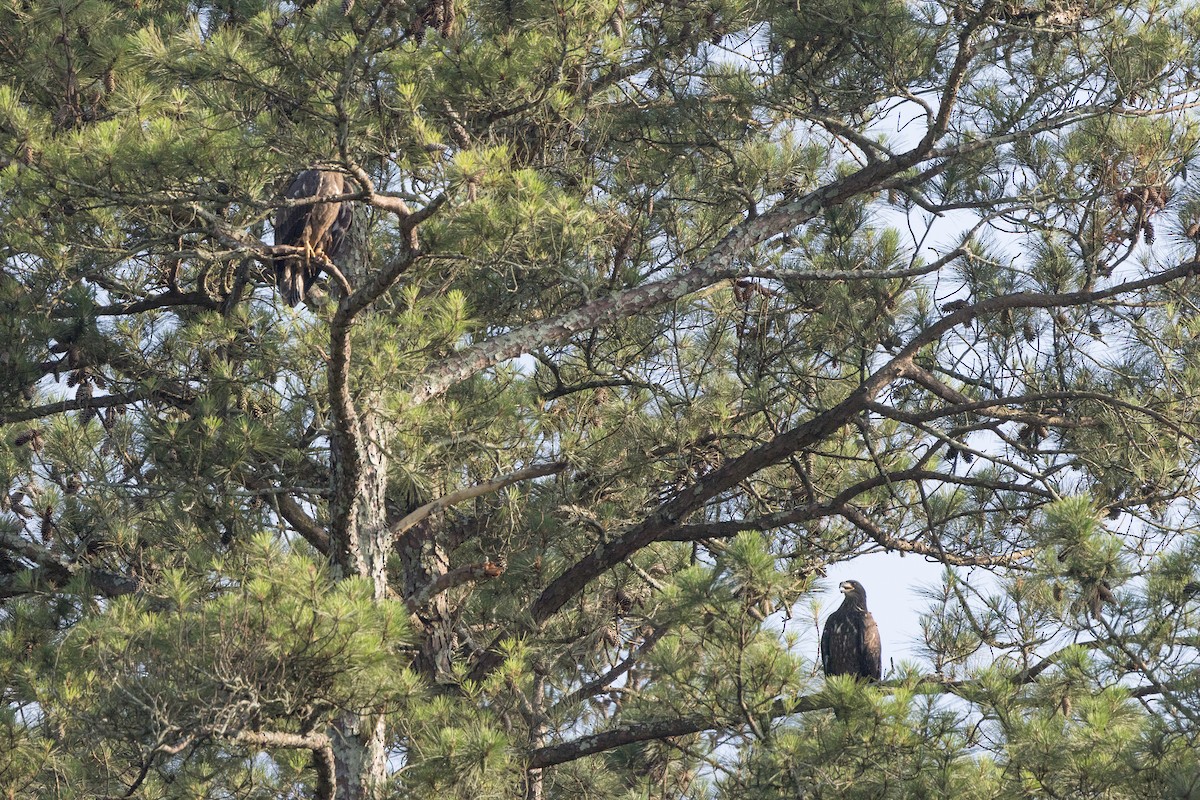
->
xmin=4 ymin=0 xmax=1200 ymax=797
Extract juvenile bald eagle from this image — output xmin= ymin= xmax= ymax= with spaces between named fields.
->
xmin=273 ymin=169 xmax=353 ymax=306
xmin=820 ymin=580 xmax=882 ymax=681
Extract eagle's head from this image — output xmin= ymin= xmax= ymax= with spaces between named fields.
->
xmin=839 ymin=580 xmax=868 ymax=606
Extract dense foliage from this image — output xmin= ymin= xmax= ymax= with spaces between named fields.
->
xmin=4 ymin=0 xmax=1200 ymax=797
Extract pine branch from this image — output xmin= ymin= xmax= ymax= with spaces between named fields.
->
xmin=0 ymin=528 xmax=141 ymax=598
xmin=390 ymin=459 xmax=568 ymax=542
xmin=526 ymin=665 xmax=1172 ymax=769
xmin=407 ymin=134 xmax=954 ymax=409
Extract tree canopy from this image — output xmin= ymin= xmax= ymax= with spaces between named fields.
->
xmin=4 ymin=0 xmax=1200 ymax=797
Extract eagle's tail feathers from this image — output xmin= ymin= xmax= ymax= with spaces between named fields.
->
xmin=276 ymin=258 xmax=305 ymax=307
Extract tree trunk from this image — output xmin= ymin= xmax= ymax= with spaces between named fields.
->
xmin=328 ymin=406 xmax=390 ymax=800
xmin=329 ymin=408 xmax=390 ymax=597
xmin=322 ymin=200 xmax=458 ymax=797
xmin=326 ymin=208 xmax=390 ymax=800
xmin=331 ymin=712 xmax=388 ymax=800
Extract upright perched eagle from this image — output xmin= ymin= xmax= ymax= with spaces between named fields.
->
xmin=273 ymin=169 xmax=353 ymax=306
xmin=820 ymin=580 xmax=882 ymax=681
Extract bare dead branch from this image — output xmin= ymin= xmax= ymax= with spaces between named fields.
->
xmin=836 ymin=504 xmax=1036 ymax=567
xmin=390 ymin=460 xmax=568 ymax=542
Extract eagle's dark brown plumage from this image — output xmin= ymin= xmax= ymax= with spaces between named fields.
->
xmin=820 ymin=580 xmax=882 ymax=681
xmin=273 ymin=169 xmax=353 ymax=306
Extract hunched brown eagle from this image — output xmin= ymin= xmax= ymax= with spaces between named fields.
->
xmin=820 ymin=580 xmax=882 ymax=681
xmin=273 ymin=170 xmax=353 ymax=307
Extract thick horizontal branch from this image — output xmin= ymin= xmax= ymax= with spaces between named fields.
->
xmin=0 ymin=369 xmax=199 ymax=425
xmin=900 ymin=366 xmax=1094 ymax=429
xmin=145 ymin=728 xmax=334 ymax=800
xmin=0 ymin=390 xmax=142 ymax=426
xmin=526 ymin=712 xmax=740 ymax=769
xmin=660 ymin=495 xmax=1034 ymax=568
xmin=0 ymin=565 xmax=142 ymax=600
xmin=826 ymin=467 xmax=1056 ymax=506
xmin=867 ymin=389 xmax=1196 ymax=443
xmin=234 ymin=728 xmax=336 ymax=800
xmin=0 ymin=528 xmax=142 ymax=599
xmin=907 ymin=260 xmax=1200 ymax=352
xmin=527 ymin=689 xmax=847 ymax=769
xmin=230 ymin=729 xmax=332 ymax=751
xmin=48 ymin=289 xmax=221 ymax=318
